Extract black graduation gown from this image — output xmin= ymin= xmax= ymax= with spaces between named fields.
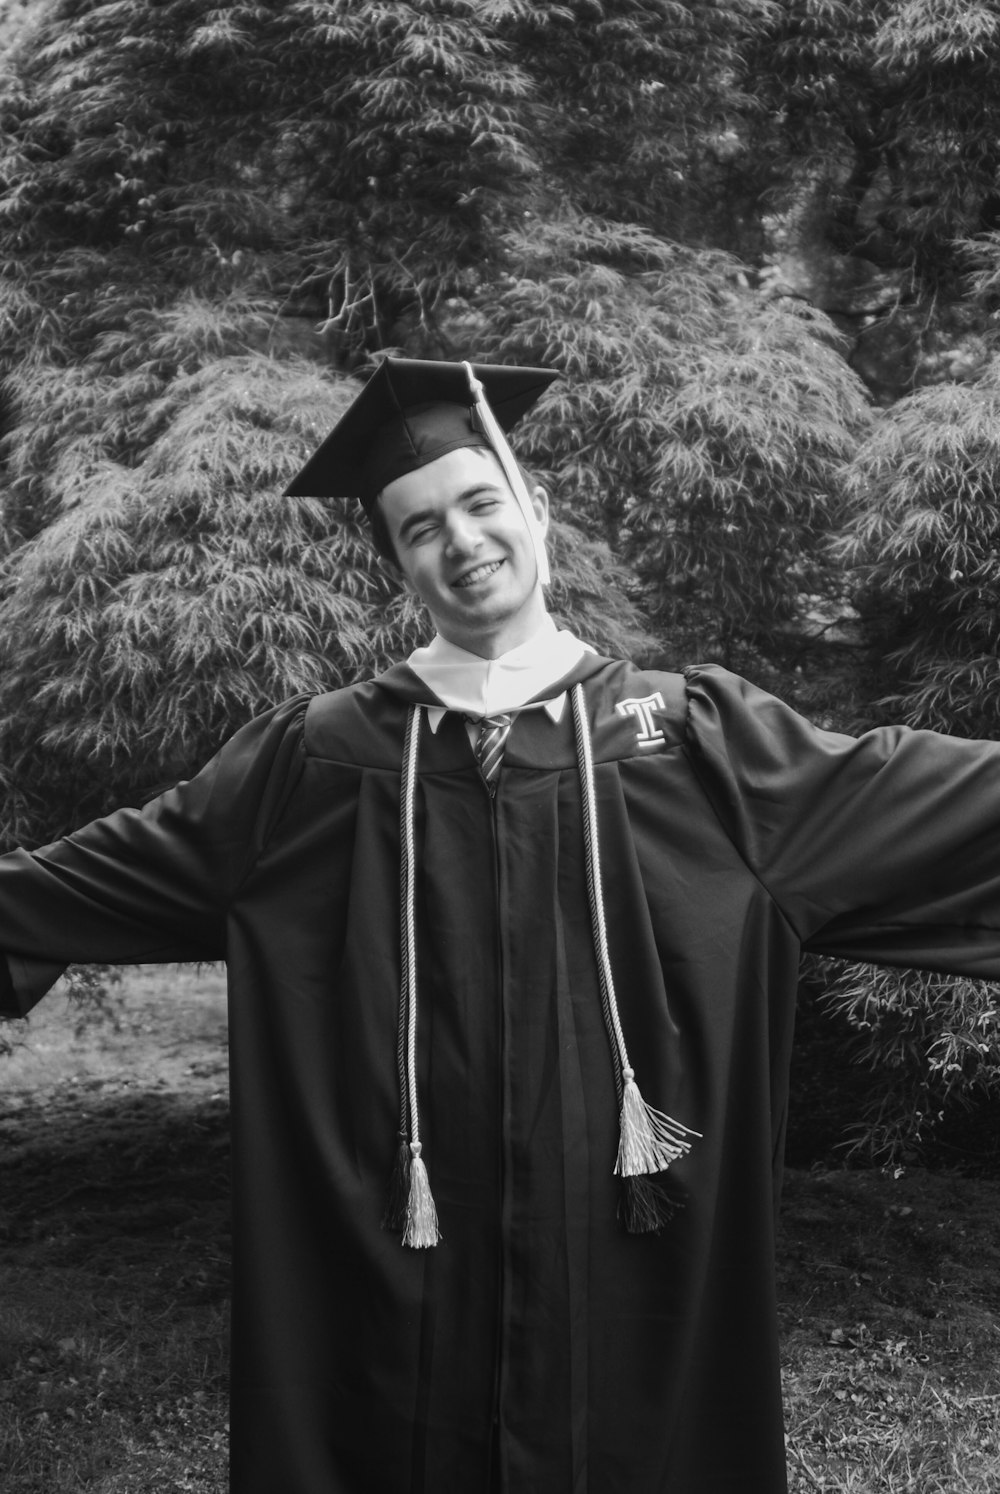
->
xmin=3 ymin=655 xmax=1000 ymax=1494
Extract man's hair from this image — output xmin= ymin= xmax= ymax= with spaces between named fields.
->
xmin=368 ymin=499 xmax=398 ymax=567
xmin=368 ymin=453 xmax=540 ymax=571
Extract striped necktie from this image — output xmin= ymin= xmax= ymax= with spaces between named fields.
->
xmin=472 ymin=713 xmax=512 ymax=795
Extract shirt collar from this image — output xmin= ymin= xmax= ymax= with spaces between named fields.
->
xmin=407 ymin=620 xmax=591 ymax=732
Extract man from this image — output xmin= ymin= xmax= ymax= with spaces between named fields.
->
xmin=3 ymin=355 xmax=1000 ymax=1493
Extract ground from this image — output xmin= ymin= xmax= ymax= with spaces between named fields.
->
xmin=1 ymin=967 xmax=998 ymax=1493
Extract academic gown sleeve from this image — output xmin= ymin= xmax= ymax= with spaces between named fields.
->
xmin=0 ymin=695 xmax=310 ymax=1018
xmin=684 ymin=665 xmax=1000 ymax=977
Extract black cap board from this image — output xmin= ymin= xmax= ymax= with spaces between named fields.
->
xmin=283 ymin=356 xmax=559 ymax=508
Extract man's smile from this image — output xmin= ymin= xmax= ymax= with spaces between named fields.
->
xmin=452 ymin=559 xmax=505 ymax=589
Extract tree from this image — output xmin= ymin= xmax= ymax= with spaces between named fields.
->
xmin=474 ymin=213 xmax=872 ymax=656
xmin=814 ymin=958 xmax=1000 ymax=1165
xmin=0 ymin=0 xmax=770 ymax=391
xmin=504 ymin=0 xmax=775 ymax=251
xmin=751 ymin=0 xmax=1000 ymax=288
xmin=806 ymin=353 xmax=1000 ymax=1162
xmin=838 ymin=366 xmax=1000 ymax=735
xmin=0 ymin=303 xmax=651 ymax=849
xmin=1 ymin=0 xmax=997 ymax=1154
xmin=0 ymin=0 xmax=877 ymax=735
xmin=0 ymin=0 xmax=539 ymax=366
xmin=0 ymin=3 xmax=666 ymax=848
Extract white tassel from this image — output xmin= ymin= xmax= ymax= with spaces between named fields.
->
xmin=402 ymin=1142 xmax=441 ymax=1249
xmin=570 ymin=684 xmax=702 ymax=1204
xmin=615 ymin=1068 xmax=701 ymax=1178
xmin=396 ymin=708 xmax=442 ymax=1248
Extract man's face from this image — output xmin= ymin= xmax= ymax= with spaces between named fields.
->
xmin=378 ymin=446 xmax=549 ymax=658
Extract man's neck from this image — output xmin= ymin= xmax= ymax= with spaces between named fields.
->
xmin=434 ymin=603 xmax=553 ymax=661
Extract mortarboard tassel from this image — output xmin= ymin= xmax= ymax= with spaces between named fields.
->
xmin=462 ymin=361 xmax=551 ymax=587
xmin=571 ymin=685 xmax=702 ymax=1233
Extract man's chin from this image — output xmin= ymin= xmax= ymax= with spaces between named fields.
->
xmin=445 ymin=580 xmax=513 ymax=618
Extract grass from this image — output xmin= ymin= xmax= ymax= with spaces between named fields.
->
xmin=1 ymin=968 xmax=230 ymax=1494
xmin=1 ymin=966 xmax=999 ymax=1492
xmin=779 ymin=1167 xmax=1000 ymax=1491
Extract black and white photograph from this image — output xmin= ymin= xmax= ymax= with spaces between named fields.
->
xmin=1 ymin=2 xmax=999 ymax=1491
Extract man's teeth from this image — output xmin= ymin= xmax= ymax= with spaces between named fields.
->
xmin=454 ymin=560 xmax=502 ymax=588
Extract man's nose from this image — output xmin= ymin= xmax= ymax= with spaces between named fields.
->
xmin=443 ymin=513 xmax=481 ymax=554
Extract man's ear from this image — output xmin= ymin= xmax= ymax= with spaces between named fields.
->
xmin=530 ymin=484 xmax=550 ymax=536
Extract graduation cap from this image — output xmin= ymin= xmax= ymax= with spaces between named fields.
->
xmin=283 ymin=356 xmax=559 ymax=582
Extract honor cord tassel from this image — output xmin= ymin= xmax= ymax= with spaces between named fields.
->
xmin=571 ymin=685 xmax=701 ymax=1214
xmin=403 ymin=1141 xmax=440 ymax=1249
xmin=617 ymin=1066 xmax=699 ymax=1177
xmin=390 ymin=705 xmax=441 ymax=1247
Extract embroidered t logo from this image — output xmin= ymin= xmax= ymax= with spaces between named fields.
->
xmin=616 ymin=692 xmax=667 ymax=750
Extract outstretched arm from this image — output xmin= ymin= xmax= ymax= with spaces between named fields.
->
xmin=684 ymin=665 xmax=1000 ymax=977
xmin=0 ymin=694 xmax=310 ymax=1017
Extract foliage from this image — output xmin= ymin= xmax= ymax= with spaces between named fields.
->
xmin=544 ymin=520 xmax=656 ymax=663
xmin=621 ymin=294 xmax=870 ymax=649
xmin=0 ymin=0 xmax=539 ymax=362
xmin=0 ymin=0 xmax=41 ymax=59
xmin=62 ymin=961 xmax=125 ymax=1035
xmin=1 ymin=0 xmax=998 ymax=1152
xmin=0 ymin=0 xmax=678 ymax=852
xmin=476 ymin=214 xmax=872 ymax=652
xmin=837 ymin=365 xmax=1000 ymax=734
xmin=0 ymin=0 xmax=876 ymax=796
xmin=0 ymin=303 xmax=651 ymax=849
xmin=814 ymin=365 xmax=1000 ymax=1160
xmin=0 ymin=0 xmax=772 ymax=380
xmin=815 ymin=959 xmax=1000 ymax=1165
xmin=0 ymin=345 xmax=371 ymax=844
xmin=505 ymin=0 xmax=776 ymax=250
xmin=751 ymin=0 xmax=1000 ymax=289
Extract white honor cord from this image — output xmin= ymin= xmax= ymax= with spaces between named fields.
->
xmin=462 ymin=362 xmax=551 ymax=587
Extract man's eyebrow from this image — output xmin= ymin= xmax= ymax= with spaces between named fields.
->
xmin=397 ymin=506 xmax=437 ymax=542
xmin=457 ymin=480 xmax=505 ymax=502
